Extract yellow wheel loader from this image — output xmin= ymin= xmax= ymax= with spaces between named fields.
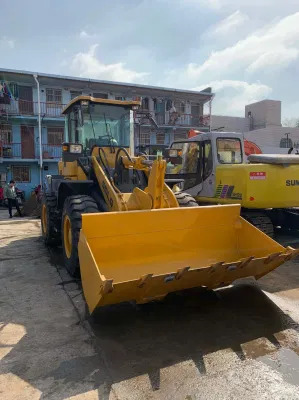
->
xmin=166 ymin=132 xmax=299 ymax=236
xmin=41 ymin=98 xmax=298 ymax=314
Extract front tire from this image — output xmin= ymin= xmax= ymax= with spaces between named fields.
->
xmin=61 ymin=195 xmax=99 ymax=277
xmin=41 ymin=194 xmax=60 ymax=246
xmin=175 ymin=192 xmax=198 ymax=207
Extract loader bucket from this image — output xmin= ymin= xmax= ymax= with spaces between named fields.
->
xmin=78 ymin=204 xmax=299 ymax=313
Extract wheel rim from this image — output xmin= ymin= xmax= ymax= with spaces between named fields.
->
xmin=63 ymin=215 xmax=72 ymax=258
xmin=41 ymin=204 xmax=47 ymax=234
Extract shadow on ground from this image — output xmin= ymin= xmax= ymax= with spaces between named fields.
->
xmin=89 ymin=283 xmax=299 ymax=391
xmin=1 ymin=232 xmax=299 ymax=398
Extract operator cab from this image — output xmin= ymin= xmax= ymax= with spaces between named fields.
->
xmin=62 ymin=96 xmax=140 ymax=160
xmin=166 ymin=132 xmax=244 ymax=196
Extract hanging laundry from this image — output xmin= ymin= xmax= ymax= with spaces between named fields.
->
xmin=8 ymin=83 xmax=19 ymax=99
xmin=0 ymin=81 xmax=11 ymax=104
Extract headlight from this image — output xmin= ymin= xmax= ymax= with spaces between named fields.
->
xmin=69 ymin=144 xmax=82 ymax=154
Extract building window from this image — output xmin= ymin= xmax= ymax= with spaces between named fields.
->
xmin=12 ymin=165 xmax=30 ymax=182
xmin=46 ymin=88 xmax=62 ymax=104
xmin=156 ymin=133 xmax=165 ymax=145
xmin=47 ymin=127 xmax=64 ymax=145
xmin=70 ymin=91 xmax=82 ymax=100
xmin=0 ymin=124 xmax=12 ymax=144
xmin=93 ymin=92 xmax=108 ymax=99
xmin=174 ymin=101 xmax=185 ymax=114
xmin=139 ymin=132 xmax=150 ymax=145
xmin=142 ymin=97 xmax=149 ymax=110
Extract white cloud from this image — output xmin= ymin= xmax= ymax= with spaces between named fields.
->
xmin=213 ymin=10 xmax=248 ymax=35
xmin=194 ymin=80 xmax=272 ymax=115
xmin=0 ymin=36 xmax=15 ymax=49
xmin=70 ymin=44 xmax=149 ymax=83
xmin=79 ymin=30 xmax=95 ymax=39
xmin=186 ymin=12 xmax=299 ymax=79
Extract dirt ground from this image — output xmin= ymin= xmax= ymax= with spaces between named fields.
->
xmin=1 ymin=209 xmax=299 ymax=400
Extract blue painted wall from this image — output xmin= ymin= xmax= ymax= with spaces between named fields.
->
xmin=2 ymin=161 xmax=59 ymax=199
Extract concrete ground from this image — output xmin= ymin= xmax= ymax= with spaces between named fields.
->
xmin=1 ymin=208 xmax=299 ymax=400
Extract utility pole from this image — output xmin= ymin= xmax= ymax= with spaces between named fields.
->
xmin=33 ymin=75 xmax=42 ymax=185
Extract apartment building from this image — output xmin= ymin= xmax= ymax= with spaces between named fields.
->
xmin=0 ymin=68 xmax=213 ymax=197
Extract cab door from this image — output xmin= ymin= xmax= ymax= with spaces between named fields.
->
xmin=197 ymin=139 xmax=216 ymax=197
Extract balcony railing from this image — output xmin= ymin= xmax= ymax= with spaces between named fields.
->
xmin=134 ymin=110 xmax=210 ymax=128
xmin=0 ymin=142 xmax=62 ymax=160
xmin=41 ymin=144 xmax=62 ymax=159
xmin=0 ymin=142 xmax=22 ymax=158
xmin=0 ymin=100 xmax=66 ymax=118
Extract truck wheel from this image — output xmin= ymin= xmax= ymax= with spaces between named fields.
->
xmin=41 ymin=194 xmax=60 ymax=246
xmin=62 ymin=195 xmax=99 ymax=277
xmin=242 ymin=211 xmax=274 ymax=237
xmin=175 ymin=192 xmax=198 ymax=207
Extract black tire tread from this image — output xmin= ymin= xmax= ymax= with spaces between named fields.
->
xmin=175 ymin=192 xmax=198 ymax=207
xmin=62 ymin=195 xmax=98 ymax=277
xmin=41 ymin=194 xmax=60 ymax=246
xmin=242 ymin=211 xmax=274 ymax=237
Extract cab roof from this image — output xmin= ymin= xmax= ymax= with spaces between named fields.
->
xmin=185 ymin=131 xmax=244 ymax=142
xmin=62 ymin=95 xmax=141 ymax=114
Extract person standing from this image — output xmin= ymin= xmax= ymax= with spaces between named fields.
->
xmin=4 ymin=180 xmax=22 ymax=218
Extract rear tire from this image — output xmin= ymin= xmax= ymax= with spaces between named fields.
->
xmin=62 ymin=195 xmax=99 ymax=277
xmin=41 ymin=194 xmax=60 ymax=246
xmin=175 ymin=192 xmax=198 ymax=207
xmin=242 ymin=211 xmax=274 ymax=237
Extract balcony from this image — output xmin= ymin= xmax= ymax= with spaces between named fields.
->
xmin=134 ymin=110 xmax=210 ymax=128
xmin=41 ymin=144 xmax=62 ymax=159
xmin=0 ymin=142 xmax=62 ymax=160
xmin=0 ymin=142 xmax=22 ymax=158
xmin=0 ymin=100 xmax=66 ymax=118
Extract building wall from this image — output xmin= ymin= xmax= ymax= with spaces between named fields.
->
xmin=245 ymin=126 xmax=299 ymax=148
xmin=211 ymin=115 xmax=249 ymax=132
xmin=1 ymin=71 xmax=212 ymax=198
xmin=245 ymin=100 xmax=281 ymax=130
xmin=2 ymin=161 xmax=58 ymax=197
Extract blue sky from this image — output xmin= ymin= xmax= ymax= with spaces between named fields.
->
xmin=1 ymin=0 xmax=299 ymax=119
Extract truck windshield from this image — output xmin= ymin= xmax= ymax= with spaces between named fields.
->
xmin=71 ymin=103 xmax=131 ymax=152
xmin=216 ymin=138 xmax=242 ymax=164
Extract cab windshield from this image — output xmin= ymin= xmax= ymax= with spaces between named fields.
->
xmin=216 ymin=138 xmax=242 ymax=164
xmin=167 ymin=142 xmax=200 ymax=175
xmin=68 ymin=103 xmax=131 ymax=153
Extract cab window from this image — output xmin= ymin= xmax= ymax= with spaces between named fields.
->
xmin=216 ymin=138 xmax=242 ymax=164
xmin=166 ymin=141 xmax=202 ymax=189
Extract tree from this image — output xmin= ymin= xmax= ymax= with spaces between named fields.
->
xmin=282 ymin=118 xmax=299 ymax=128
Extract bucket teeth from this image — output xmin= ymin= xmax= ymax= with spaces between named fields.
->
xmin=284 ymin=246 xmax=299 ymax=260
xmin=138 ymin=274 xmax=153 ymax=288
xmin=264 ymin=252 xmax=283 ymax=264
xmin=238 ymin=256 xmax=255 ymax=268
xmin=176 ymin=266 xmax=190 ymax=280
xmin=101 ymin=279 xmax=113 ymax=295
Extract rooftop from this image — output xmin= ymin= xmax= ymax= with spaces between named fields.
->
xmin=0 ymin=68 xmax=213 ymax=103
